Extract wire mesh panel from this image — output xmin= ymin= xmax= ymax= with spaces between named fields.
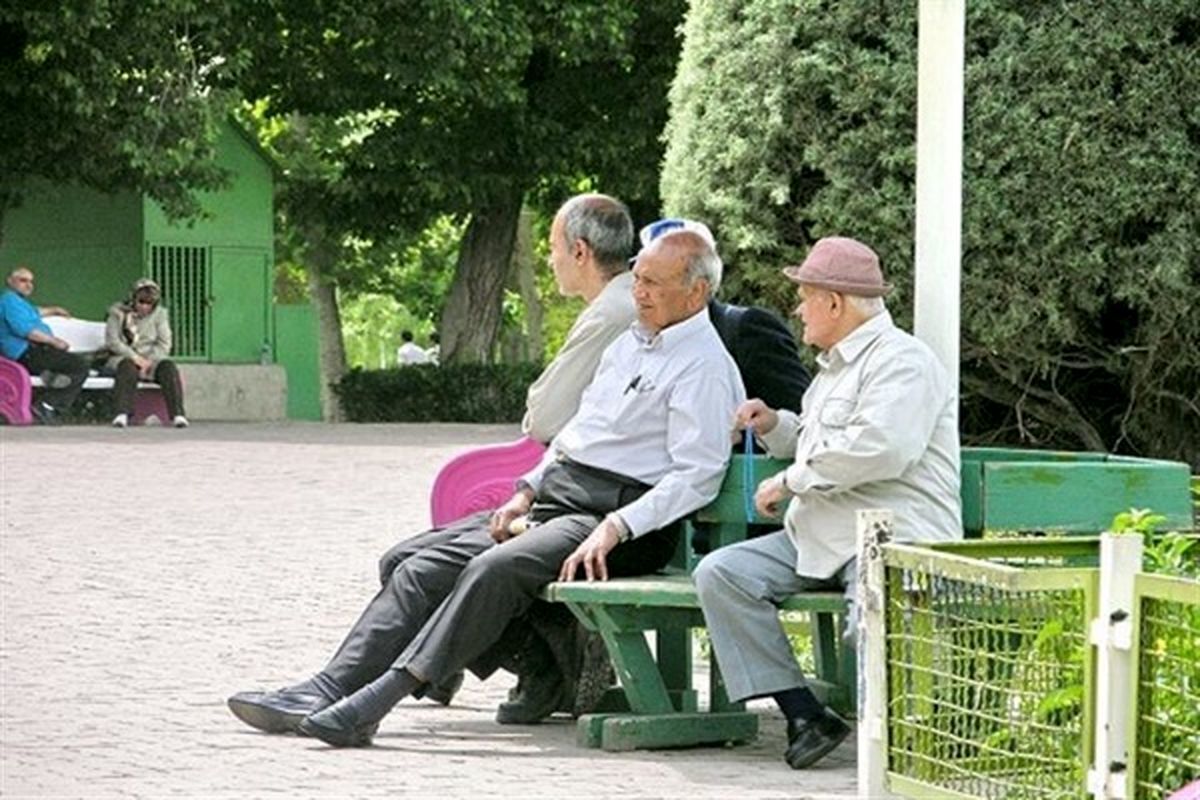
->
xmin=148 ymin=245 xmax=207 ymax=360
xmin=1133 ymin=574 xmax=1200 ymax=800
xmin=883 ymin=544 xmax=1097 ymax=800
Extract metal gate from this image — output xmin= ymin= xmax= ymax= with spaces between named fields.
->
xmin=149 ymin=245 xmax=208 ymax=360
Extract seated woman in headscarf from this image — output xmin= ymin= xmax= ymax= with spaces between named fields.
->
xmin=104 ymin=278 xmax=188 ymax=428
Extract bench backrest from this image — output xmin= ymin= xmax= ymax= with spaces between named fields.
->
xmin=686 ymin=446 xmax=1193 ymax=570
xmin=45 ymin=318 xmax=107 ymax=354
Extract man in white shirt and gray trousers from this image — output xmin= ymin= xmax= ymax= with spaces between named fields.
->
xmin=229 ymin=228 xmax=745 ymax=747
xmin=696 ymin=236 xmax=961 ymax=770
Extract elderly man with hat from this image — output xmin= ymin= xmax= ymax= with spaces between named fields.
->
xmin=694 ymin=237 xmax=962 ymax=769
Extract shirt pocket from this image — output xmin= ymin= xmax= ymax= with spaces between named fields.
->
xmin=818 ymin=397 xmax=855 ymax=428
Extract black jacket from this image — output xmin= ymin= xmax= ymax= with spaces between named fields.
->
xmin=708 ymin=299 xmax=810 ymax=414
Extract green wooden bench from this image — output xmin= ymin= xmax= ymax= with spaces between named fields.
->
xmin=541 ymin=446 xmax=1193 ymax=752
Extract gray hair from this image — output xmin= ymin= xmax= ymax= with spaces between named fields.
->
xmin=844 ymin=293 xmax=886 ymax=317
xmin=558 ymin=194 xmax=634 ymax=275
xmin=656 ymin=230 xmax=723 ymax=296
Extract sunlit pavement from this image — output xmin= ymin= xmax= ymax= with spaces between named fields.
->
xmin=0 ymin=422 xmax=854 ymax=799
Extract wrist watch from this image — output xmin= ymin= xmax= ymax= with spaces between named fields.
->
xmin=607 ymin=513 xmax=633 ymax=543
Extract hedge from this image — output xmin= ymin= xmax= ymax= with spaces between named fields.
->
xmin=334 ymin=363 xmax=542 ymax=423
xmin=661 ymin=0 xmax=1200 ymax=468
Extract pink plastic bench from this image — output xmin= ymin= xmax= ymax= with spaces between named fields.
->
xmin=429 ymin=436 xmax=547 ymax=527
xmin=0 ymin=355 xmax=174 ymax=425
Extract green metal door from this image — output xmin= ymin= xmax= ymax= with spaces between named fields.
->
xmin=149 ymin=244 xmax=209 ymax=360
xmin=210 ymin=247 xmax=270 ymax=362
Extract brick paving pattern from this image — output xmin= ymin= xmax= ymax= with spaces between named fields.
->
xmin=0 ymin=422 xmax=855 ymax=799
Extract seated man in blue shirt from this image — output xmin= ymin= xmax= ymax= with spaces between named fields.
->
xmin=0 ymin=267 xmax=89 ymax=422
xmin=229 ymin=229 xmax=747 ymax=748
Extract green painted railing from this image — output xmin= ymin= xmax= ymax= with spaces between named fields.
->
xmin=882 ymin=540 xmax=1097 ymax=800
xmin=1130 ymin=573 xmax=1200 ymax=800
xmin=877 ymin=538 xmax=1200 ymax=800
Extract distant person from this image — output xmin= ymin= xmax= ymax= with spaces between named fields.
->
xmin=104 ymin=278 xmax=188 ymax=428
xmin=425 ymin=332 xmax=440 ymax=365
xmin=0 ymin=266 xmax=89 ymax=423
xmin=396 ymin=331 xmax=431 ymax=365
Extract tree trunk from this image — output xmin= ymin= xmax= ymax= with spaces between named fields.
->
xmin=302 ymin=226 xmax=348 ymax=422
xmin=440 ymin=189 xmax=524 ymax=364
xmin=513 ymin=207 xmax=544 ymax=363
xmin=498 ymin=207 xmax=544 ymax=364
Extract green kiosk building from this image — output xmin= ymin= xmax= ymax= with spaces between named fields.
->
xmin=0 ymin=120 xmax=321 ymax=421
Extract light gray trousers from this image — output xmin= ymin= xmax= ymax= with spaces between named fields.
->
xmin=693 ymin=529 xmax=856 ymax=702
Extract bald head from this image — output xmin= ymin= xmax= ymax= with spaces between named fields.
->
xmin=6 ymin=267 xmax=34 ymax=297
xmin=631 ymin=231 xmax=717 ymax=333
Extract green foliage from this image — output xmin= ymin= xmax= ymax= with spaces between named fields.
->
xmin=0 ymin=3 xmax=240 ymax=224
xmin=334 ymin=363 xmax=542 ymax=423
xmin=1111 ymin=508 xmax=1169 ymax=535
xmin=662 ymin=0 xmax=1200 ymax=467
xmin=1110 ymin=507 xmax=1199 ymax=577
xmin=339 ymin=293 xmax=435 ymax=370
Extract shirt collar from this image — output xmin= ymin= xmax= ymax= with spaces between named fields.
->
xmin=631 ymin=305 xmax=712 ymax=351
xmin=817 ymin=309 xmax=895 ymax=369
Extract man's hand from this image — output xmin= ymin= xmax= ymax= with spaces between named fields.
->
xmin=734 ymin=398 xmax=779 ymax=438
xmin=754 ymin=474 xmax=789 ymax=518
xmin=50 ymin=336 xmax=70 ymax=351
xmin=557 ymin=516 xmax=623 ymax=582
xmin=489 ymin=489 xmax=534 ymax=543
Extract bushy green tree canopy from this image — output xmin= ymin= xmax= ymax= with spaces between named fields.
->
xmin=0 ymin=2 xmax=240 ymax=226
xmin=663 ymin=0 xmax=1200 ymax=465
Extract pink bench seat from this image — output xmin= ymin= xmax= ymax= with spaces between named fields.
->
xmin=429 ymin=436 xmax=547 ymax=527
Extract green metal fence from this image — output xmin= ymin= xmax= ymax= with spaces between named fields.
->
xmin=874 ymin=537 xmax=1200 ymax=800
xmin=1130 ymin=574 xmax=1200 ymax=800
xmin=882 ymin=542 xmax=1097 ymax=799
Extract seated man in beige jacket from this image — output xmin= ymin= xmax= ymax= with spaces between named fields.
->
xmin=228 ymin=193 xmax=637 ymax=729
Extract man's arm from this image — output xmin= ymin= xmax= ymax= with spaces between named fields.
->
xmin=779 ymin=352 xmax=948 ymax=496
xmin=38 ymin=305 xmax=71 ymax=318
xmin=523 ymin=310 xmax=624 ymax=443
xmin=1 ymin=295 xmax=66 ymax=349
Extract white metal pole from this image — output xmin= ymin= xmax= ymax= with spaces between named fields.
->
xmin=913 ymin=0 xmax=965 ymax=384
xmin=857 ymin=509 xmax=896 ymax=799
xmin=1088 ymin=532 xmax=1143 ymax=800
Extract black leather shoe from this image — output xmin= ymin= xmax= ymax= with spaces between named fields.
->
xmin=496 ymin=671 xmax=569 ymax=725
xmin=299 ymin=698 xmax=380 ymax=747
xmin=424 ymin=671 xmax=464 ymax=706
xmin=30 ymin=401 xmax=59 ymax=425
xmin=785 ymin=709 xmax=852 ymax=769
xmin=227 ymin=687 xmax=334 ymax=734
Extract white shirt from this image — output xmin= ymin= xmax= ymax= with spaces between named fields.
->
xmin=522 ymin=271 xmax=636 ymax=443
xmin=759 ymin=310 xmax=962 ymax=578
xmin=522 ymin=307 xmax=746 ymax=537
xmin=397 ymin=342 xmax=431 ymax=365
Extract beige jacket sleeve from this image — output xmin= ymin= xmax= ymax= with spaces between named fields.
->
xmin=522 ymin=309 xmax=628 ymax=443
xmin=104 ymin=304 xmax=139 ymax=361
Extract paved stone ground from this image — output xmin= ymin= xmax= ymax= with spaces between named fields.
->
xmin=0 ymin=422 xmax=855 ymax=799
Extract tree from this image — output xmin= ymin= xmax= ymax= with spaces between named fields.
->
xmin=0 ymin=3 xmax=240 ymax=237
xmin=238 ymin=0 xmax=685 ymax=364
xmin=662 ymin=0 xmax=1200 ymax=466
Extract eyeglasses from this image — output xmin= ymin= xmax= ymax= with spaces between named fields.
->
xmin=135 ymin=298 xmax=157 ymax=307
xmin=13 ymin=277 xmax=33 ymax=284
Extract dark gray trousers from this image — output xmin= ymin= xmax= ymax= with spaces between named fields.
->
xmin=322 ymin=459 xmax=679 ymax=694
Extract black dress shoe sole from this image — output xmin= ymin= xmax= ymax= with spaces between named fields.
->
xmin=227 ymin=696 xmax=310 ymax=734
xmin=298 ymin=716 xmax=379 ymax=747
xmin=785 ymin=724 xmax=852 ymax=769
